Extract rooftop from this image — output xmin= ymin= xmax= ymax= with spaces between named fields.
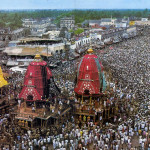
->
xmin=101 ymin=18 xmax=112 ymax=22
xmin=61 ymin=16 xmax=74 ymax=20
xmin=12 ymin=28 xmax=24 ymax=34
xmin=89 ymin=20 xmax=101 ymax=24
xmin=4 ymin=46 xmax=51 ymax=57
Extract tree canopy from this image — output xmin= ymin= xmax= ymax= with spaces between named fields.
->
xmin=0 ymin=9 xmax=150 ymax=30
xmin=74 ymin=28 xmax=84 ymax=35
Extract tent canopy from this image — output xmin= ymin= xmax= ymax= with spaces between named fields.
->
xmin=0 ymin=67 xmax=8 ymax=88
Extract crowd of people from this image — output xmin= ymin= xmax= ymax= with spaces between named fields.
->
xmin=97 ymin=26 xmax=150 ymax=116
xmin=0 ymin=25 xmax=149 ymax=149
xmin=0 ymin=100 xmax=149 ymax=150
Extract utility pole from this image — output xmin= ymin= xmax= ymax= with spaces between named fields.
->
xmin=65 ymin=40 xmax=70 ymax=61
xmin=47 ymin=44 xmax=48 ymax=59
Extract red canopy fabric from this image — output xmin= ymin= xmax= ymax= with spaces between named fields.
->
xmin=19 ymin=86 xmax=42 ymax=101
xmin=74 ymin=53 xmax=104 ymax=95
xmin=46 ymin=67 xmax=52 ymax=80
xmin=19 ymin=60 xmax=53 ymax=101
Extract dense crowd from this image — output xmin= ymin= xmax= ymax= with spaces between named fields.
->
xmin=98 ymin=36 xmax=149 ymax=100
xmin=0 ymin=112 xmax=74 ymax=150
xmin=0 ymin=86 xmax=149 ymax=150
xmin=0 ymin=64 xmax=24 ymax=102
xmin=0 ymin=26 xmax=150 ymax=149
xmin=97 ymin=26 xmax=150 ymax=116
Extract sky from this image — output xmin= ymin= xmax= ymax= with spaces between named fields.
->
xmin=0 ymin=0 xmax=150 ymax=10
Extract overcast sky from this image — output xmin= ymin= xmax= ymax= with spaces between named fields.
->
xmin=0 ymin=0 xmax=150 ymax=9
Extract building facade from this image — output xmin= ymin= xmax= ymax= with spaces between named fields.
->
xmin=22 ymin=18 xmax=51 ymax=36
xmin=60 ymin=17 xmax=75 ymax=30
xmin=100 ymin=18 xmax=116 ymax=26
xmin=43 ymin=31 xmax=60 ymax=40
xmin=0 ymin=28 xmax=30 ymax=42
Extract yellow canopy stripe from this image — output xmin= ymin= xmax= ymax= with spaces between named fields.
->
xmin=0 ymin=67 xmax=8 ymax=88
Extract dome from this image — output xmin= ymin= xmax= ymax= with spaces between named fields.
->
xmin=87 ymin=48 xmax=94 ymax=54
xmin=74 ymin=50 xmax=106 ymax=96
xmin=34 ymin=54 xmax=42 ymax=62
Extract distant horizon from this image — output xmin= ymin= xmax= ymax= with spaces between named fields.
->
xmin=0 ymin=0 xmax=150 ymax=10
xmin=0 ymin=8 xmax=149 ymax=11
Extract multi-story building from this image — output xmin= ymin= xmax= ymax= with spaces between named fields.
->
xmin=22 ymin=18 xmax=51 ymax=36
xmin=0 ymin=28 xmax=12 ymax=41
xmin=0 ymin=28 xmax=30 ymax=41
xmin=60 ymin=16 xmax=75 ymax=30
xmin=22 ymin=18 xmax=37 ymax=28
xmin=100 ymin=18 xmax=116 ymax=26
xmin=43 ymin=31 xmax=60 ymax=40
xmin=82 ymin=18 xmax=116 ymax=28
xmin=141 ymin=18 xmax=148 ymax=22
xmin=22 ymin=18 xmax=51 ymax=28
xmin=115 ymin=18 xmax=129 ymax=28
xmin=89 ymin=20 xmax=101 ymax=28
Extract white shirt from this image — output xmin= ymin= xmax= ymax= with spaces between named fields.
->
xmin=47 ymin=137 xmax=50 ymax=143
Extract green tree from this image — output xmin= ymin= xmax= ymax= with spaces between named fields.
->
xmin=0 ymin=21 xmax=5 ymax=28
xmin=69 ymin=29 xmax=74 ymax=33
xmin=74 ymin=28 xmax=84 ymax=35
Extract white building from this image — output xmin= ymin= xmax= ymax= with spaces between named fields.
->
xmin=100 ymin=18 xmax=116 ymax=26
xmin=22 ymin=18 xmax=51 ymax=36
xmin=115 ymin=22 xmax=128 ymax=28
xmin=43 ymin=31 xmax=60 ymax=40
xmin=89 ymin=20 xmax=101 ymax=27
xmin=22 ymin=18 xmax=51 ymax=28
xmin=70 ymin=37 xmax=91 ymax=49
xmin=60 ymin=17 xmax=75 ymax=30
xmin=141 ymin=18 xmax=148 ymax=22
